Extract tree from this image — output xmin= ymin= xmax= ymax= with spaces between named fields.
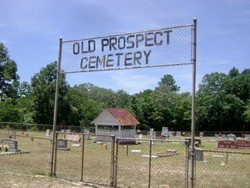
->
xmin=243 ymin=99 xmax=250 ymax=123
xmin=0 ymin=42 xmax=19 ymax=102
xmin=66 ymin=85 xmax=102 ymax=126
xmin=114 ymin=89 xmax=132 ymax=108
xmin=158 ymin=74 xmax=180 ymax=92
xmin=196 ymin=70 xmax=247 ymax=131
xmin=131 ymin=89 xmax=154 ymax=130
xmin=31 ymin=62 xmax=70 ymax=125
xmin=0 ymin=102 xmax=21 ymax=122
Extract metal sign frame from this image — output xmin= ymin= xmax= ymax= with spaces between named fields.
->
xmin=50 ymin=18 xmax=197 ymax=188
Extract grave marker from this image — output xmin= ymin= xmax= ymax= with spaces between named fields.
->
xmin=11 ymin=131 xmax=16 ymax=140
xmin=218 ymin=140 xmax=238 ymax=149
xmin=161 ymin=127 xmax=169 ymax=137
xmin=45 ymin=129 xmax=50 ymax=137
xmin=237 ymin=140 xmax=250 ymax=148
xmin=176 ymin=131 xmax=181 ymax=137
xmin=1 ymin=139 xmax=18 ymax=152
xmin=57 ymin=139 xmax=70 ymax=151
xmin=227 ymin=134 xmax=236 ymax=141
xmin=83 ymin=129 xmax=90 ymax=140
xmin=66 ymin=134 xmax=81 ymax=142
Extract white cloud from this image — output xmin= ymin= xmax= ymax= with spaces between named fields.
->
xmin=110 ymin=71 xmax=159 ymax=94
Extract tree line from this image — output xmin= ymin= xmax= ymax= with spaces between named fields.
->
xmin=0 ymin=42 xmax=250 ymax=131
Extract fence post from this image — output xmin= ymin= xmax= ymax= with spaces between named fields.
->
xmin=81 ymin=133 xmax=85 ymax=182
xmin=148 ymin=139 xmax=152 ymax=188
xmin=110 ymin=135 xmax=116 ymax=187
xmin=185 ymin=141 xmax=190 ymax=188
xmin=54 ymin=132 xmax=58 ymax=176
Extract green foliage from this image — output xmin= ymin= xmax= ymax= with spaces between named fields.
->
xmin=243 ymin=99 xmax=250 ymax=123
xmin=66 ymin=85 xmax=102 ymax=126
xmin=0 ymin=102 xmax=21 ymax=122
xmin=31 ymin=62 xmax=70 ymax=125
xmin=0 ymin=42 xmax=19 ymax=102
xmin=196 ymin=68 xmax=249 ymax=131
xmin=158 ymin=74 xmax=180 ymax=92
xmin=131 ymin=89 xmax=154 ymax=130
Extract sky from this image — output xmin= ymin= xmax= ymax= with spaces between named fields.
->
xmin=1 ymin=0 xmax=250 ymax=94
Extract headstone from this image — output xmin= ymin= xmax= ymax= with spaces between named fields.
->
xmin=66 ymin=129 xmax=71 ymax=133
xmin=176 ymin=131 xmax=181 ymax=137
xmin=1 ymin=139 xmax=18 ymax=152
xmin=161 ymin=127 xmax=169 ymax=137
xmin=11 ymin=131 xmax=16 ymax=140
xmin=195 ymin=148 xmax=203 ymax=161
xmin=138 ymin=134 xmax=143 ymax=139
xmin=57 ymin=139 xmax=70 ymax=151
xmin=199 ymin=132 xmax=204 ymax=137
xmin=149 ymin=128 xmax=155 ymax=139
xmin=45 ymin=129 xmax=50 ymax=137
xmin=83 ymin=129 xmax=90 ymax=140
xmin=227 ymin=134 xmax=236 ymax=141
xmin=245 ymin=135 xmax=250 ymax=141
xmin=237 ymin=140 xmax=250 ymax=148
xmin=168 ymin=131 xmax=172 ymax=136
xmin=66 ymin=134 xmax=81 ymax=142
xmin=215 ymin=134 xmax=218 ymax=138
xmin=218 ymin=140 xmax=238 ymax=149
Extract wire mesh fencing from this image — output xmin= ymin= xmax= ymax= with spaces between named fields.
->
xmin=115 ymin=138 xmax=189 ymax=188
xmin=53 ymin=134 xmax=189 ymax=187
xmin=1 ymin=128 xmax=250 ymax=188
xmin=54 ymin=132 xmax=114 ymax=186
xmin=0 ymin=130 xmax=51 ymax=176
xmin=194 ymin=150 xmax=250 ymax=188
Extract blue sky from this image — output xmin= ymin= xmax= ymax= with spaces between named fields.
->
xmin=1 ymin=0 xmax=249 ymax=94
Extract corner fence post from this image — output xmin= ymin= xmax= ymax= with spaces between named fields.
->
xmin=190 ymin=17 xmax=197 ymax=188
xmin=50 ymin=37 xmax=62 ymax=177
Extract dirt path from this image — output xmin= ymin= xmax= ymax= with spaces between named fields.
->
xmin=0 ymin=170 xmax=103 ymax=188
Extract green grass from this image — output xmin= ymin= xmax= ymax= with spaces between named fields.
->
xmin=0 ymin=130 xmax=250 ymax=188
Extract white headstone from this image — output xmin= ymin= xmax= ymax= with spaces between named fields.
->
xmin=161 ymin=127 xmax=169 ymax=137
xmin=149 ymin=128 xmax=155 ymax=139
xmin=45 ymin=129 xmax=50 ymax=137
xmin=227 ymin=134 xmax=236 ymax=141
xmin=176 ymin=131 xmax=181 ymax=137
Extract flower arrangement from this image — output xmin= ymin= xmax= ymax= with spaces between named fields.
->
xmin=0 ymin=144 xmax=9 ymax=152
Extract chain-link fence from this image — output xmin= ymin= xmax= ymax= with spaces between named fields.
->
xmin=0 ymin=122 xmax=90 ymax=132
xmin=0 ymin=130 xmax=51 ymax=176
xmin=115 ymin=138 xmax=189 ymax=188
xmin=1 ymin=128 xmax=250 ymax=187
xmin=195 ymin=150 xmax=250 ymax=188
xmin=52 ymin=133 xmax=189 ymax=187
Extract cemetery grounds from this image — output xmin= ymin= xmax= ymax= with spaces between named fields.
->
xmin=0 ymin=130 xmax=250 ymax=188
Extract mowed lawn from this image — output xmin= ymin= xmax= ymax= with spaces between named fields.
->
xmin=0 ymin=130 xmax=250 ymax=188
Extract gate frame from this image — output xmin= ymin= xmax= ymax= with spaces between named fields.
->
xmin=50 ymin=18 xmax=197 ymax=188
